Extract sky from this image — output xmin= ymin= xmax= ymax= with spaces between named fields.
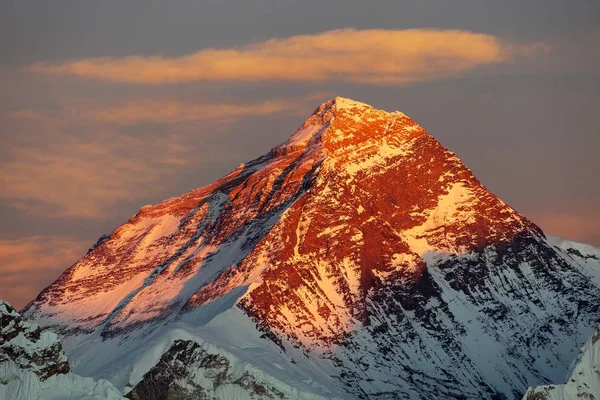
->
xmin=0 ymin=0 xmax=598 ymax=309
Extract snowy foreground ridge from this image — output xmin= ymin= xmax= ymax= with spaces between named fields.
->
xmin=523 ymin=325 xmax=600 ymax=400
xmin=18 ymin=97 xmax=600 ymax=399
xmin=0 ymin=300 xmax=124 ymax=400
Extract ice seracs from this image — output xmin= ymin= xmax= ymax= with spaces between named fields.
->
xmin=21 ymin=97 xmax=600 ymax=399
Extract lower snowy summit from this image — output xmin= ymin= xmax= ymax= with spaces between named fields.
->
xmin=0 ymin=300 xmax=124 ymax=400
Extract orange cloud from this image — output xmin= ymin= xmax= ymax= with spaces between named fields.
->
xmin=0 ymin=236 xmax=88 ymax=309
xmin=92 ymin=98 xmax=301 ymax=124
xmin=5 ymin=96 xmax=314 ymax=125
xmin=0 ymin=132 xmax=191 ymax=218
xmin=29 ymin=29 xmax=546 ymax=85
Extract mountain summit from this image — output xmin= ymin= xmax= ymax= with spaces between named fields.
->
xmin=23 ymin=97 xmax=600 ymax=399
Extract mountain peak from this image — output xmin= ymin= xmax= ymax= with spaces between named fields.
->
xmin=318 ymin=96 xmax=405 ymax=118
xmin=331 ymin=96 xmax=372 ymax=110
xmin=21 ymin=95 xmax=600 ymax=400
xmin=281 ymin=96 xmax=417 ymax=151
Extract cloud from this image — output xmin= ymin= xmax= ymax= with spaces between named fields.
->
xmin=0 ymin=130 xmax=191 ymax=218
xmin=0 ymin=236 xmax=88 ymax=310
xmin=92 ymin=99 xmax=295 ymax=124
xmin=5 ymin=95 xmax=316 ymax=126
xmin=29 ymin=29 xmax=546 ymax=85
xmin=71 ymin=97 xmax=305 ymax=125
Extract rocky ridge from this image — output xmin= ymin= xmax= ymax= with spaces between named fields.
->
xmin=0 ymin=300 xmax=69 ymax=380
xmin=127 ymin=339 xmax=325 ymax=400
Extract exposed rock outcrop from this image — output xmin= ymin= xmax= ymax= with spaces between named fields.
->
xmin=0 ymin=300 xmax=124 ymax=399
xmin=127 ymin=339 xmax=324 ymax=400
xmin=0 ymin=300 xmax=69 ymax=380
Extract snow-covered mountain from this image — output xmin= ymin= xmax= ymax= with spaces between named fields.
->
xmin=126 ymin=339 xmax=326 ymax=400
xmin=22 ymin=97 xmax=600 ymax=399
xmin=0 ymin=300 xmax=124 ymax=400
xmin=523 ymin=325 xmax=600 ymax=399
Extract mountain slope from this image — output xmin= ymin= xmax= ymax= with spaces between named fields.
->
xmin=0 ymin=300 xmax=124 ymax=400
xmin=523 ymin=325 xmax=600 ymax=400
xmin=126 ymin=339 xmax=326 ymax=400
xmin=23 ymin=97 xmax=600 ymax=399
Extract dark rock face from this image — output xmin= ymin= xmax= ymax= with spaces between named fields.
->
xmin=127 ymin=340 xmax=287 ymax=400
xmin=321 ymin=230 xmax=600 ymax=399
xmin=0 ymin=300 xmax=70 ymax=380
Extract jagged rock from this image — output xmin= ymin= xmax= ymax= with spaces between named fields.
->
xmin=127 ymin=339 xmax=309 ymax=400
xmin=0 ymin=300 xmax=125 ymax=399
xmin=0 ymin=300 xmax=69 ymax=380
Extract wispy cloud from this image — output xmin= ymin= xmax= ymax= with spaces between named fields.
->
xmin=0 ymin=130 xmax=191 ymax=218
xmin=30 ymin=29 xmax=547 ymax=85
xmin=92 ymin=99 xmax=296 ymax=124
xmin=0 ymin=236 xmax=88 ymax=309
xmin=5 ymin=95 xmax=318 ymax=126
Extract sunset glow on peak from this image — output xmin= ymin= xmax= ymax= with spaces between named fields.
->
xmin=1 ymin=4 xmax=599 ymax=399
